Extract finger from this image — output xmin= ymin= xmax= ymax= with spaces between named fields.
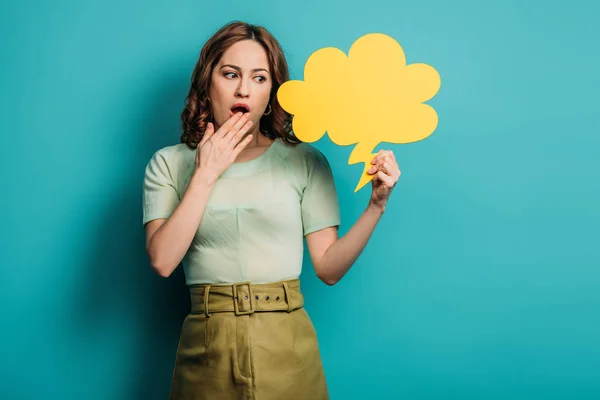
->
xmin=384 ymin=173 xmax=396 ymax=187
xmin=381 ymin=151 xmax=397 ymax=168
xmin=369 ymin=155 xmax=384 ymax=174
xmin=388 ymin=157 xmax=399 ymax=172
xmin=382 ymin=156 xmax=400 ymax=176
xmin=388 ymin=151 xmax=397 ymax=163
xmin=368 ymin=159 xmax=379 ymax=174
xmin=384 ymin=161 xmax=399 ymax=177
xmin=383 ymin=161 xmax=392 ymax=175
xmin=377 ymin=170 xmax=394 ymax=188
xmin=226 ymin=113 xmax=250 ymax=139
xmin=393 ymin=165 xmax=401 ymax=180
xmin=200 ymin=122 xmax=215 ymax=146
xmin=232 ymin=119 xmax=253 ymax=144
xmin=371 ymin=150 xmax=383 ymax=165
xmin=382 ymin=154 xmax=393 ymax=167
xmin=382 ymin=166 xmax=398 ymax=186
xmin=215 ymin=112 xmax=244 ymax=138
xmin=373 ymin=150 xmax=389 ymax=165
xmin=371 ymin=171 xmax=380 ymax=186
xmin=233 ymin=133 xmax=254 ymax=153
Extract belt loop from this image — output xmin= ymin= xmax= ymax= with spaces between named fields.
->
xmin=282 ymin=281 xmax=292 ymax=312
xmin=204 ymin=285 xmax=212 ymax=317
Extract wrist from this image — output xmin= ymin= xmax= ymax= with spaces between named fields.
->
xmin=191 ymin=168 xmax=217 ymax=189
xmin=367 ymin=200 xmax=386 ymax=214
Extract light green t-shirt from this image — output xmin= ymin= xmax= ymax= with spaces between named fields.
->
xmin=142 ymin=137 xmax=341 ymax=285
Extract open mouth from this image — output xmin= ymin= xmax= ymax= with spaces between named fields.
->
xmin=230 ymin=103 xmax=250 ymax=115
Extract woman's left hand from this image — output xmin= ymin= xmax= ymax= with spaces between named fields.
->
xmin=367 ymin=150 xmax=401 ymax=210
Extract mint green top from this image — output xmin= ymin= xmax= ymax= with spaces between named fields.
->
xmin=142 ymin=138 xmax=341 ymax=285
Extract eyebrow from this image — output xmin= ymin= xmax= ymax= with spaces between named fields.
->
xmin=220 ymin=64 xmax=270 ymax=75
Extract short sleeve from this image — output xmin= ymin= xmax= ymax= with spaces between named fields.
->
xmin=142 ymin=150 xmax=180 ymax=226
xmin=300 ymin=147 xmax=341 ymax=235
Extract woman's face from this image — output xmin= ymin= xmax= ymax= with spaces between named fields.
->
xmin=209 ymin=40 xmax=272 ymax=134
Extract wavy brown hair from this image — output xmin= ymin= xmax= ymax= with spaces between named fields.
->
xmin=180 ymin=21 xmax=300 ymax=149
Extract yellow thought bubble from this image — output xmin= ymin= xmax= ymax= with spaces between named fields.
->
xmin=277 ymin=33 xmax=441 ymax=192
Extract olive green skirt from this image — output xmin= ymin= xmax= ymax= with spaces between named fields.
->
xmin=169 ymin=279 xmax=329 ymax=400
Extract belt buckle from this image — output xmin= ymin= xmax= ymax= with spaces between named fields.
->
xmin=232 ymin=281 xmax=254 ymax=315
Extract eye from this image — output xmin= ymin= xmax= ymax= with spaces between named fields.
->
xmin=254 ymin=76 xmax=267 ymax=83
xmin=224 ymin=72 xmax=237 ymax=79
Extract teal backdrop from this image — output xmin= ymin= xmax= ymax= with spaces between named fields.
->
xmin=2 ymin=0 xmax=599 ymax=398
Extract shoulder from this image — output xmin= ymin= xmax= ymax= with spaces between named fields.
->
xmin=145 ymin=143 xmax=195 ymax=180
xmin=150 ymin=142 xmax=193 ymax=161
xmin=147 ymin=143 xmax=194 ymax=167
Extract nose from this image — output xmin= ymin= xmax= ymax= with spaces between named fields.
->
xmin=235 ymin=77 xmax=250 ymax=98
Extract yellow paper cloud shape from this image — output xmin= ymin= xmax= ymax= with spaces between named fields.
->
xmin=277 ymin=33 xmax=441 ymax=192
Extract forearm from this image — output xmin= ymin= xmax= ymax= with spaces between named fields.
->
xmin=318 ymin=202 xmax=385 ymax=284
xmin=147 ymin=170 xmax=215 ymax=276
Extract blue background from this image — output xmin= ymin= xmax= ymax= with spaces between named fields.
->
xmin=2 ymin=0 xmax=599 ymax=398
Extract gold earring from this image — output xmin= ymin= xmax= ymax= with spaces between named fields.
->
xmin=264 ymin=104 xmax=272 ymax=116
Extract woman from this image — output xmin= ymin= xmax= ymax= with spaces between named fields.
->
xmin=142 ymin=21 xmax=401 ymax=400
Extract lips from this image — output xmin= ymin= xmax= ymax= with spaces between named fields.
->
xmin=230 ymin=103 xmax=250 ymax=115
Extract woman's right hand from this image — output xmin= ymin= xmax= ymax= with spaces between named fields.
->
xmin=194 ymin=112 xmax=254 ymax=182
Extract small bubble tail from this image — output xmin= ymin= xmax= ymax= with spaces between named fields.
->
xmin=349 ymin=142 xmax=379 ymax=193
xmin=353 ymin=155 xmax=378 ymax=192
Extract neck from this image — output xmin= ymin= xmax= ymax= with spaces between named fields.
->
xmin=244 ymin=125 xmax=264 ymax=148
